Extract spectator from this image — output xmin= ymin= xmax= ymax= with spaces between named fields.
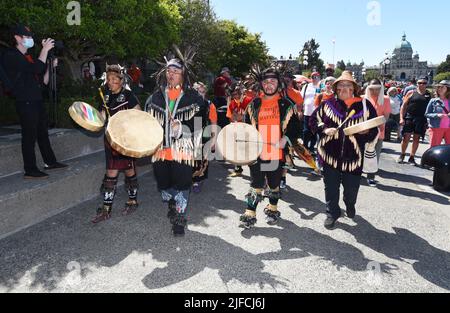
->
xmin=2 ymin=24 xmax=67 ymax=179
xmin=398 ymin=77 xmax=432 ymax=165
xmin=425 ymin=80 xmax=450 ymax=147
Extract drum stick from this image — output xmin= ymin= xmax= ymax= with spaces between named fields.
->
xmin=336 ymin=110 xmax=356 ymax=130
xmin=235 ymin=139 xmax=277 ymax=146
xmin=98 ymin=88 xmax=111 ymax=117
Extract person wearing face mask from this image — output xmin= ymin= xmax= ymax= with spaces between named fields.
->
xmin=1 ymin=24 xmax=67 ymax=179
xmin=310 ymin=71 xmax=378 ymax=229
xmin=91 ymin=64 xmax=142 ymax=224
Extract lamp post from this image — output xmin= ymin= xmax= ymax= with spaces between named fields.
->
xmin=301 ymin=49 xmax=309 ymax=74
xmin=382 ymin=53 xmax=392 ymax=83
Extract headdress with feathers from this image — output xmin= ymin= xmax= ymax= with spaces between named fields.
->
xmin=100 ymin=63 xmax=132 ymax=90
xmin=153 ymin=44 xmax=197 ymax=90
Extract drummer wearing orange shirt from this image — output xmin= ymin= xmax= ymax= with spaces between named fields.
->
xmin=239 ymin=67 xmax=301 ymax=229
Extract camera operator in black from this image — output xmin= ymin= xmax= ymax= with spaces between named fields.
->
xmin=2 ymin=25 xmax=67 ymax=179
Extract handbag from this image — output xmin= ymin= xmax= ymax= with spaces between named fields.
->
xmin=362 ymin=98 xmax=379 ymax=174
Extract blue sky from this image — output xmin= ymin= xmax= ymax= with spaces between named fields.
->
xmin=211 ymin=0 xmax=448 ymax=67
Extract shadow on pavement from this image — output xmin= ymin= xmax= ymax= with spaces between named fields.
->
xmin=340 ymin=216 xmax=450 ymax=291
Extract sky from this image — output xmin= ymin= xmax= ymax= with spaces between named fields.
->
xmin=211 ymin=0 xmax=449 ymax=67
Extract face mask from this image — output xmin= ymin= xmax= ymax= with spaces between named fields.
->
xmin=22 ymin=38 xmax=34 ymax=49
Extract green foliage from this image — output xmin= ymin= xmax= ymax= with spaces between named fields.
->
xmin=437 ymin=55 xmax=450 ymax=74
xmin=334 ymin=68 xmax=343 ymax=78
xmin=336 ymin=60 xmax=346 ymax=71
xmin=364 ymin=69 xmax=381 ymax=82
xmin=433 ymin=72 xmax=450 ymax=83
xmin=214 ymin=20 xmax=270 ymax=78
xmin=0 ymin=0 xmax=182 ymax=79
xmin=300 ymin=39 xmax=325 ymax=74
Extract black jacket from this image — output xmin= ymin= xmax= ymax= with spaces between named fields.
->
xmin=2 ymin=48 xmax=46 ymax=102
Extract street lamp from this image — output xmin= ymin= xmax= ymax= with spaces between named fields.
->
xmin=382 ymin=53 xmax=392 ymax=83
xmin=301 ymin=50 xmax=309 ymax=73
xmin=362 ymin=66 xmax=367 ymax=83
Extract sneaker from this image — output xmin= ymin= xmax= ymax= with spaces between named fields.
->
xmin=239 ymin=213 xmax=257 ymax=229
xmin=324 ymin=216 xmax=338 ymax=230
xmin=264 ymin=207 xmax=281 ymax=225
xmin=92 ymin=206 xmax=112 ymax=224
xmin=229 ymin=171 xmax=242 ymax=178
xmin=397 ymin=154 xmax=406 ymax=164
xmin=167 ymin=200 xmax=177 ymax=222
xmin=408 ymin=156 xmax=417 ymax=166
xmin=44 ymin=162 xmax=68 ymax=170
xmin=280 ymin=179 xmax=287 ymax=190
xmin=367 ymin=179 xmax=377 ymax=187
xmin=121 ymin=200 xmax=138 ymax=216
xmin=346 ymin=207 xmax=356 ymax=219
xmin=192 ymin=183 xmax=201 ymax=194
xmin=172 ymin=214 xmax=187 ymax=237
xmin=24 ymin=170 xmax=49 ymax=179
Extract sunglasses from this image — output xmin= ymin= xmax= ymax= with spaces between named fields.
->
xmin=418 ymin=82 xmax=427 ymax=85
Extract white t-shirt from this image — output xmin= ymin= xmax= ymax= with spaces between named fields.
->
xmin=390 ymin=96 xmax=401 ymax=115
xmin=302 ymin=83 xmax=321 ymax=116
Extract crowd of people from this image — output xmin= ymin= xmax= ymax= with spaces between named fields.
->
xmin=2 ymin=24 xmax=450 ymax=237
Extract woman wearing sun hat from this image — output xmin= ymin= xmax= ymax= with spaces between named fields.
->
xmin=310 ymin=71 xmax=378 ymax=229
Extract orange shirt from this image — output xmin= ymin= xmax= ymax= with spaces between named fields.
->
xmin=258 ymin=95 xmax=282 ymax=161
xmin=161 ymin=87 xmax=183 ymax=161
xmin=209 ymin=102 xmax=218 ymax=124
xmin=287 ymin=87 xmax=304 ymax=105
xmin=227 ymin=99 xmax=247 ymax=122
xmin=314 ymin=92 xmax=334 ymax=107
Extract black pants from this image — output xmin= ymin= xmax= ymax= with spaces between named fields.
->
xmin=153 ymin=161 xmax=193 ymax=191
xmin=250 ymin=160 xmax=283 ymax=190
xmin=214 ymin=97 xmax=229 ymax=130
xmin=16 ymin=101 xmax=57 ymax=173
xmin=303 ymin=115 xmax=317 ymax=152
xmin=322 ymin=165 xmax=361 ymax=220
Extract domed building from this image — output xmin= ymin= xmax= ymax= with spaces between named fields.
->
xmin=380 ymin=34 xmax=436 ymax=82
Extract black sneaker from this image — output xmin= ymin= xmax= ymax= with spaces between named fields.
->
xmin=239 ymin=213 xmax=257 ymax=229
xmin=264 ymin=207 xmax=281 ymax=225
xmin=367 ymin=179 xmax=377 ymax=187
xmin=44 ymin=162 xmax=68 ymax=170
xmin=324 ymin=216 xmax=338 ymax=230
xmin=408 ymin=156 xmax=417 ymax=166
xmin=24 ymin=170 xmax=49 ymax=179
xmin=397 ymin=154 xmax=406 ymax=164
xmin=172 ymin=214 xmax=187 ymax=237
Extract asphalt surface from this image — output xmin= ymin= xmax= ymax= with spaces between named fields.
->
xmin=0 ymin=140 xmax=449 ymax=293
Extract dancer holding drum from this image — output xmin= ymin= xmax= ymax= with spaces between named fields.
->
xmin=238 ymin=66 xmax=301 ymax=228
xmin=310 ymin=71 xmax=378 ymax=229
xmin=92 ymin=64 xmax=142 ymax=224
xmin=145 ymin=48 xmax=206 ymax=237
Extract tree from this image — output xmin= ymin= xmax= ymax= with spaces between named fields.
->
xmin=336 ymin=60 xmax=346 ymax=71
xmin=0 ymin=0 xmax=182 ymax=80
xmin=433 ymin=72 xmax=450 ymax=83
xmin=174 ymin=0 xmax=229 ymax=79
xmin=299 ymin=39 xmax=325 ymax=74
xmin=215 ymin=20 xmax=270 ymax=78
xmin=436 ymin=55 xmax=450 ymax=74
xmin=334 ymin=68 xmax=343 ymax=78
xmin=364 ymin=69 xmax=381 ymax=82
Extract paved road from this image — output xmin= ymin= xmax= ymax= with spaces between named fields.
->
xmin=0 ymin=140 xmax=449 ymax=293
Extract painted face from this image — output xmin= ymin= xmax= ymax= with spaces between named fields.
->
xmin=262 ymin=78 xmax=279 ymax=95
xmin=166 ymin=66 xmax=183 ymax=88
xmin=107 ymin=74 xmax=123 ymax=93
